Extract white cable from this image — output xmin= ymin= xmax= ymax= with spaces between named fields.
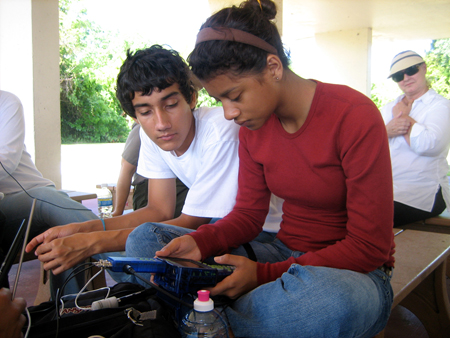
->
xmin=75 ymin=267 xmax=105 ymax=310
xmin=24 ymin=307 xmax=31 ymax=338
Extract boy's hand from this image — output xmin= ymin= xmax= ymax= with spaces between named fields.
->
xmin=26 ymin=222 xmax=84 ymax=254
xmin=207 ymin=254 xmax=258 ymax=299
xmin=34 ymin=233 xmax=97 ymax=274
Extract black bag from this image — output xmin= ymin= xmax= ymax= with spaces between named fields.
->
xmin=24 ymin=282 xmax=181 ymax=338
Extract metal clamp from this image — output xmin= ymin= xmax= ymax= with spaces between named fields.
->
xmin=125 ymin=307 xmax=157 ymax=326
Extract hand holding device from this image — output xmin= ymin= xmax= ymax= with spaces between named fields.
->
xmin=208 ymin=254 xmax=258 ymax=299
xmin=99 ymin=256 xmax=235 ymax=297
xmin=155 ymin=235 xmax=201 ymax=262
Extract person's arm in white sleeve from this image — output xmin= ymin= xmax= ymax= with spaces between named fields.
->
xmin=408 ymin=102 xmax=450 ymax=155
xmin=0 ymin=93 xmax=25 ymax=182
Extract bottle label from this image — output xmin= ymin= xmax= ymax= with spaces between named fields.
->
xmin=98 ymin=198 xmax=113 ymax=206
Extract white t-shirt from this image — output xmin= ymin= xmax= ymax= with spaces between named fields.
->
xmin=137 ymin=106 xmax=240 ymax=218
xmin=381 ymin=89 xmax=450 ymax=211
xmin=0 ymin=91 xmax=54 ymax=194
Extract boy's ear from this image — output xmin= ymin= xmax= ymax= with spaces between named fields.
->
xmin=190 ymin=91 xmax=198 ymax=110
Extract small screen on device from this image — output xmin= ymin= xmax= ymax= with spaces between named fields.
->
xmin=164 ymin=257 xmax=213 ymax=270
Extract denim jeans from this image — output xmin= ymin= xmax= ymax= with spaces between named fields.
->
xmin=126 ymin=223 xmax=393 ymax=338
xmin=0 ymin=186 xmax=99 ymax=298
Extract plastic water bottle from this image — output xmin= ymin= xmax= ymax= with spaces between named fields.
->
xmin=97 ymin=183 xmax=113 ymax=218
xmin=180 ymin=290 xmax=228 ymax=338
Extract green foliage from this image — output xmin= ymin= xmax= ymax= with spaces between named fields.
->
xmin=59 ymin=0 xmax=129 ymax=143
xmin=371 ymin=81 xmax=402 ymax=110
xmin=59 ymin=0 xmax=223 ymax=143
xmin=425 ymin=39 xmax=450 ymax=176
xmin=196 ymin=88 xmax=222 ymax=108
xmin=424 ymin=39 xmax=450 ymax=100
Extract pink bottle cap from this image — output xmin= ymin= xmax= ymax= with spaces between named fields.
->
xmin=197 ymin=290 xmax=210 ymax=302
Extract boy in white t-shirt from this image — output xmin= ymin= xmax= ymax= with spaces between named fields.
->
xmin=26 ymin=45 xmax=281 ymax=279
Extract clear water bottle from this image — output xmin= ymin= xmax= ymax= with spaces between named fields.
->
xmin=180 ymin=290 xmax=228 ymax=338
xmin=97 ymin=183 xmax=113 ymax=218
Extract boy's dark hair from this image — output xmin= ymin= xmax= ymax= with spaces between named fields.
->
xmin=188 ymin=0 xmax=290 ymax=81
xmin=116 ymin=45 xmax=196 ymax=118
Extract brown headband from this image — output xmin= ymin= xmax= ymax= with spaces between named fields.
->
xmin=195 ymin=27 xmax=278 ymax=55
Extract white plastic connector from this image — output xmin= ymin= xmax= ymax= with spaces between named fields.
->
xmin=91 ymin=296 xmax=119 ymax=311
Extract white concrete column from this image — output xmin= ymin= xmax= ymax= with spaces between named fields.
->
xmin=288 ymin=28 xmax=373 ymax=97
xmin=0 ymin=0 xmax=61 ymax=188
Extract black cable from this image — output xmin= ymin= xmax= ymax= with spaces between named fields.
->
xmin=57 ymin=262 xmax=97 ymax=313
xmin=123 ymin=264 xmax=193 ymax=309
xmin=0 ymin=161 xmax=93 ymax=212
xmin=53 ymin=262 xmax=98 ymax=338
xmin=54 ymin=288 xmax=60 ymax=338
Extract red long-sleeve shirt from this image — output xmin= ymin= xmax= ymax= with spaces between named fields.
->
xmin=190 ymin=81 xmax=395 ymax=285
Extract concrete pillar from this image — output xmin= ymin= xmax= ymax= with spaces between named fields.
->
xmin=288 ymin=28 xmax=373 ymax=97
xmin=0 ymin=0 xmax=61 ymax=187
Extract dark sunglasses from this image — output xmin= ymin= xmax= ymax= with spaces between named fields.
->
xmin=391 ymin=63 xmax=423 ymax=83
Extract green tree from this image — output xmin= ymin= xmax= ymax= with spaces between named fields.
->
xmin=59 ymin=0 xmax=220 ymax=144
xmin=196 ymin=88 xmax=222 ymax=108
xmin=371 ymin=81 xmax=402 ymax=109
xmin=59 ymin=0 xmax=129 ymax=143
xmin=424 ymin=38 xmax=450 ymax=100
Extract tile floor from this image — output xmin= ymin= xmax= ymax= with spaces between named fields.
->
xmin=7 ymin=197 xmax=450 ymax=337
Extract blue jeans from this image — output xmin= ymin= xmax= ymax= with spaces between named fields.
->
xmin=0 ymin=186 xmax=99 ymax=298
xmin=126 ymin=223 xmax=393 ymax=338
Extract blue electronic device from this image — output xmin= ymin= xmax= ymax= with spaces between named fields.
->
xmin=105 ymin=256 xmax=234 ymax=297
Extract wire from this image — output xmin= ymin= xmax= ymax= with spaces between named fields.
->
xmin=0 ymin=161 xmax=93 ymax=212
xmin=54 ymin=262 xmax=108 ymax=338
xmin=54 ymin=287 xmax=60 ymax=338
xmin=74 ymin=267 xmax=106 ymax=310
xmin=57 ymin=263 xmax=97 ymax=318
xmin=24 ymin=307 xmax=31 ymax=338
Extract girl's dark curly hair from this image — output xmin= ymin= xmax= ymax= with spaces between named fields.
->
xmin=188 ymin=0 xmax=290 ymax=81
xmin=116 ymin=45 xmax=196 ymax=118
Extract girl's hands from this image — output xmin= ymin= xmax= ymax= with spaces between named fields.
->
xmin=156 ymin=235 xmax=202 ymax=261
xmin=207 ymin=254 xmax=258 ymax=299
